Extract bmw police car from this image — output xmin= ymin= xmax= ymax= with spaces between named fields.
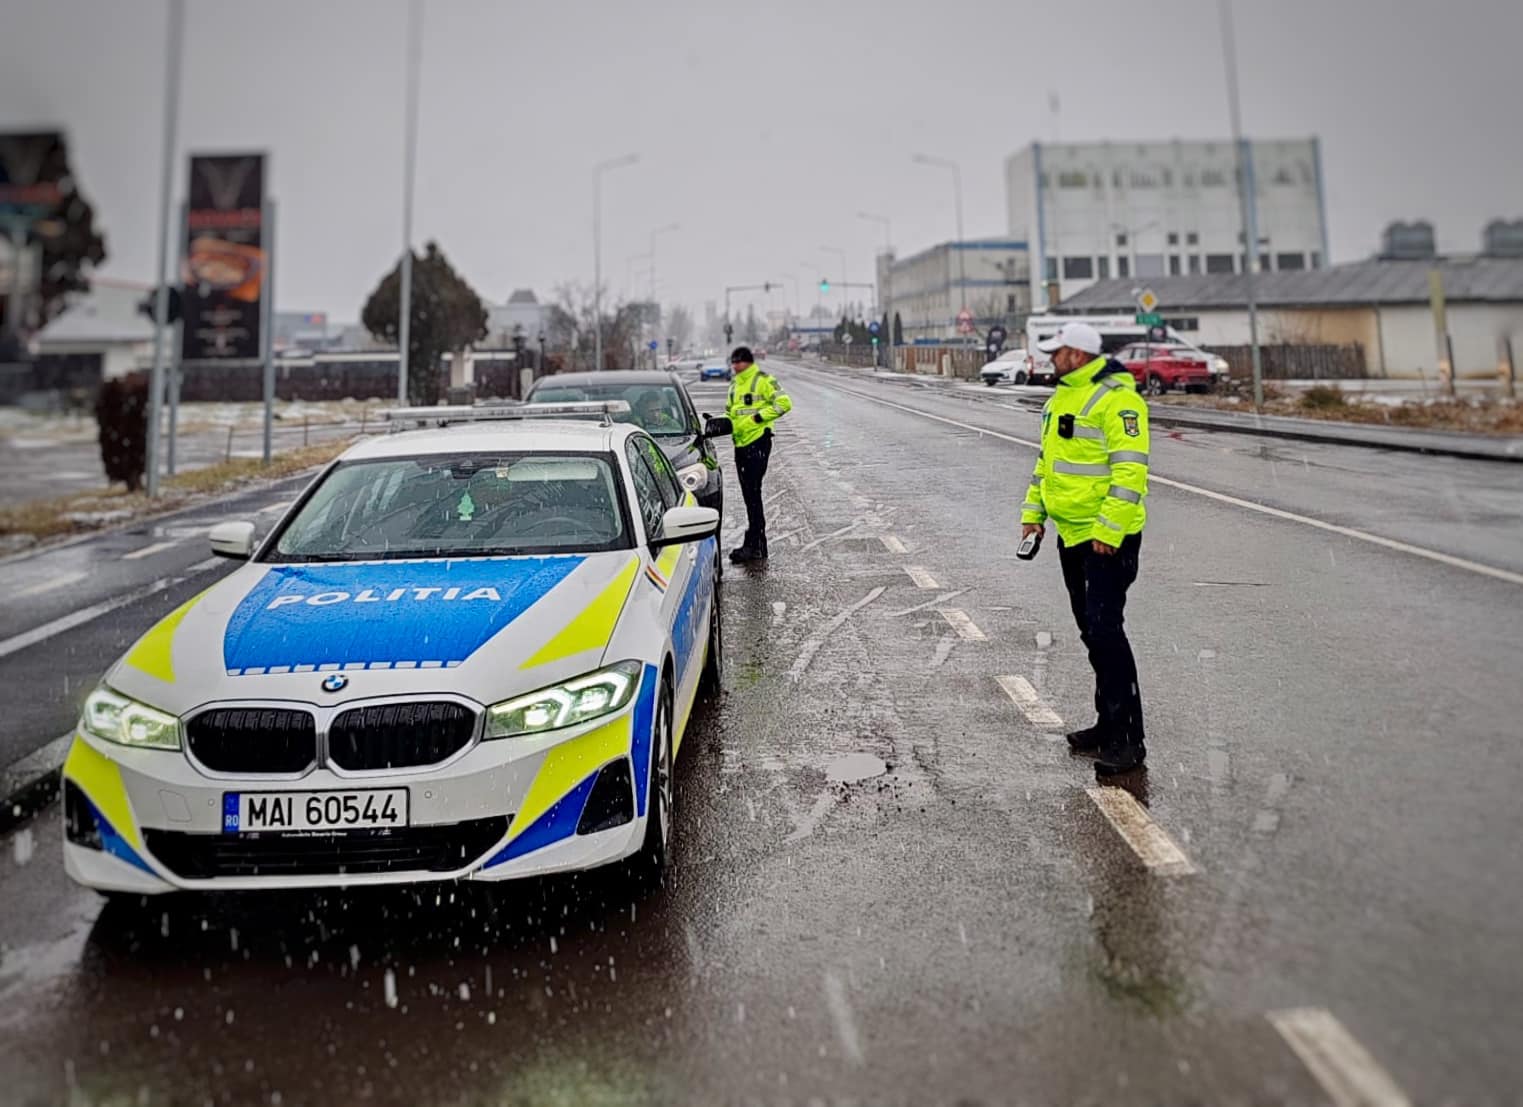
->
xmin=62 ymin=402 xmax=722 ymax=895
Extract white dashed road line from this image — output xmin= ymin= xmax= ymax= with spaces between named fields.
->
xmin=1085 ymin=786 xmax=1198 ymax=876
xmin=806 ymin=374 xmax=1523 ymax=588
xmin=995 ymin=674 xmax=1064 ymax=729
xmin=904 ymin=565 xmax=939 ymax=590
xmin=19 ymin=570 xmax=88 ymax=597
xmin=122 ymin=540 xmax=180 ymax=561
xmin=938 ymin=607 xmax=986 ymax=641
xmin=822 ymin=972 xmax=866 ymax=1066
xmin=1268 ymin=1008 xmax=1412 ymax=1107
xmin=880 ymin=535 xmax=908 ymax=554
xmin=0 ymin=557 xmax=223 ymax=661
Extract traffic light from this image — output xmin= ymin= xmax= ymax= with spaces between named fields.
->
xmin=818 ymin=279 xmax=830 ymax=293
xmin=724 ymin=322 xmax=734 ymax=346
xmin=763 ymin=282 xmax=773 ymax=293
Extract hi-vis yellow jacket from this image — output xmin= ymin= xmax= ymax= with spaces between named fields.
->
xmin=727 ymin=363 xmax=792 ymax=448
xmin=1020 ymin=357 xmax=1149 ymax=547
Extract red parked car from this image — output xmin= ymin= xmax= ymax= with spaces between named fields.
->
xmin=1115 ymin=343 xmax=1215 ymax=395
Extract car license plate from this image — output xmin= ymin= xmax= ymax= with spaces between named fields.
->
xmin=222 ymin=789 xmax=408 ymax=834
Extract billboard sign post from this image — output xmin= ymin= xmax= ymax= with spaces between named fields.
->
xmin=182 ymin=153 xmax=267 ymax=363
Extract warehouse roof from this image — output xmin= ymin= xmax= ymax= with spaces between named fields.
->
xmin=1055 ymin=257 xmax=1523 ymax=313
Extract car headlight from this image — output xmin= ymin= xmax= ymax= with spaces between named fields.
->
xmin=676 ymin=462 xmax=710 ymax=492
xmin=81 ymin=686 xmax=181 ymax=750
xmin=485 ymin=660 xmax=643 ymax=739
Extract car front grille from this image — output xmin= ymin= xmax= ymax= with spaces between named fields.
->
xmin=327 ymin=701 xmax=477 ymax=771
xmin=186 ymin=707 xmax=318 ymax=774
xmin=144 ymin=816 xmax=510 ymax=879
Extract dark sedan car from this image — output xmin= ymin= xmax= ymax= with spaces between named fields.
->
xmin=524 ymin=370 xmax=724 ymax=514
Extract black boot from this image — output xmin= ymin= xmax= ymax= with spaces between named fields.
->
xmin=1066 ymin=724 xmax=1106 ymax=755
xmin=1094 ymin=740 xmax=1147 ymax=777
xmin=729 ymin=546 xmax=754 ymax=564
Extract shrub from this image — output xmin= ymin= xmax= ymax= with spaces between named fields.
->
xmin=95 ymin=373 xmax=149 ymax=491
xmin=1300 ymin=385 xmax=1347 ymax=410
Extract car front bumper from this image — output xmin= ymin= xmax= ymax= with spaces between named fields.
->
xmin=62 ymin=666 xmax=662 ymax=894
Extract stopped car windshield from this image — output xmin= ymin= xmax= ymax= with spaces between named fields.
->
xmin=529 ymin=383 xmax=696 ymax=439
xmin=268 ymin=452 xmax=630 ymax=562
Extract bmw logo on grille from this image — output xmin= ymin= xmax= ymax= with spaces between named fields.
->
xmin=321 ymin=674 xmax=349 ymax=693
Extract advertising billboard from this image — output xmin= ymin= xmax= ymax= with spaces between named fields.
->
xmin=181 ymin=153 xmax=266 ymax=361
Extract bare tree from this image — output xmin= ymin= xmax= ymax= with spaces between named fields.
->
xmin=546 ymin=282 xmax=644 ymax=371
xmin=666 ymin=303 xmax=694 ymax=353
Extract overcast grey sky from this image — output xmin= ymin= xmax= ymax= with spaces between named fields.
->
xmin=3 ymin=0 xmax=1519 ymax=322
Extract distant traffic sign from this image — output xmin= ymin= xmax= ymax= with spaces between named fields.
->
xmin=843 ymin=333 xmax=854 ymax=345
xmin=1135 ymin=312 xmax=1163 ymax=327
xmin=1136 ymin=288 xmax=1159 ymax=313
xmin=956 ymin=308 xmax=975 ymax=335
xmin=648 ymin=340 xmax=659 ymax=350
xmin=868 ymin=320 xmax=881 ymax=334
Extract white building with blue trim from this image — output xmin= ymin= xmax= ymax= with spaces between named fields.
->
xmin=878 ymin=239 xmax=1032 ymax=343
xmin=1005 ymin=138 xmax=1329 ymax=310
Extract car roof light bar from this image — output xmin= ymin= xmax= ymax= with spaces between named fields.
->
xmin=383 ymin=400 xmax=631 ymax=431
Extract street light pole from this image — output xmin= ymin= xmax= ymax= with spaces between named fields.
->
xmin=1217 ymin=0 xmax=1264 ymax=411
xmin=820 ymin=245 xmax=847 ymax=317
xmin=396 ymin=0 xmax=422 ymax=404
xmin=592 ymin=153 xmax=639 ymax=372
xmin=145 ymin=0 xmax=184 ymax=499
xmin=858 ymin=211 xmax=893 ymax=334
xmin=912 ymin=154 xmax=966 ymax=310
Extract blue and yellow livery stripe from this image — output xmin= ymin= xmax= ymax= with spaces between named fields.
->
xmin=124 ymin=589 xmax=209 ymax=684
xmin=63 ymin=736 xmax=155 ymax=873
xmin=520 ymin=555 xmax=639 ymax=670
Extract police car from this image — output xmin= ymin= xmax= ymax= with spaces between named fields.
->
xmin=62 ymin=403 xmax=722 ymax=896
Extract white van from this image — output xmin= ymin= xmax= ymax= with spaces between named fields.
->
xmin=1024 ymin=314 xmax=1228 ymax=383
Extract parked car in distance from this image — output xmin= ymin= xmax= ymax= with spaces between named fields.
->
xmin=1115 ymin=343 xmax=1216 ymax=394
xmin=979 ymin=348 xmax=1053 ymax=387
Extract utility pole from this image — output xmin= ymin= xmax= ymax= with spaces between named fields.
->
xmin=145 ymin=0 xmax=184 ymax=498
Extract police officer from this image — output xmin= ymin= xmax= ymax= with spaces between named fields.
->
xmin=724 ymin=346 xmax=792 ymax=564
xmin=1020 ymin=322 xmax=1150 ymax=776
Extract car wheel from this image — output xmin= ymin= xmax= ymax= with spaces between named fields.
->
xmin=1014 ymin=370 xmax=1028 ymax=385
xmin=629 ymin=678 xmax=674 ymax=885
xmin=1147 ymin=374 xmax=1166 ymax=396
xmin=700 ymin=584 xmax=723 ymax=701
xmin=983 ymin=378 xmax=995 ymax=387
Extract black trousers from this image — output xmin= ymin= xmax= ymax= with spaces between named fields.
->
xmin=733 ymin=432 xmax=773 ymax=552
xmin=1058 ymin=532 xmax=1145 ymax=748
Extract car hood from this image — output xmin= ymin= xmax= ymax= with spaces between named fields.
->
xmin=106 ymin=550 xmax=643 ymax=717
xmin=655 ymin=436 xmax=703 ymax=469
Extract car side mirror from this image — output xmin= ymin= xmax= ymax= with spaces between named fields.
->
xmin=652 ymin=505 xmax=720 ymax=550
xmin=703 ymin=415 xmax=733 ymax=439
xmin=209 ymin=520 xmax=257 ymax=560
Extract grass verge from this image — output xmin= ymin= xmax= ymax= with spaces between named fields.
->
xmin=1155 ymin=390 xmax=1523 ymax=435
xmin=0 ymin=438 xmax=353 ymax=554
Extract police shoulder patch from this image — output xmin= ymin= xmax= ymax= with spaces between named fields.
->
xmin=1120 ymin=410 xmax=1141 ymax=437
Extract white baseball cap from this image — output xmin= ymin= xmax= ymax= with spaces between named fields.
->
xmin=1036 ymin=321 xmax=1103 ymax=355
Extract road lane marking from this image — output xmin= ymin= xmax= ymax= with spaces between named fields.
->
xmin=788 ymin=587 xmax=886 ymax=681
xmin=888 ymin=588 xmax=969 ymax=618
xmin=122 ymin=540 xmax=179 ymax=561
xmin=904 ymin=565 xmax=939 ymax=589
xmin=938 ymin=608 xmax=986 ymax=641
xmin=800 ymin=522 xmax=859 ymax=552
xmin=803 ymin=373 xmax=1523 ymax=588
xmin=0 ymin=558 xmax=223 ymax=661
xmin=1268 ymin=1008 xmax=1412 ymax=1107
xmin=822 ymin=972 xmax=865 ymax=1065
xmin=19 ymin=571 xmax=88 ymax=597
xmin=1085 ymin=786 xmax=1198 ymax=876
xmin=995 ymin=675 xmax=1064 ymax=729
xmin=771 ymin=601 xmax=787 ymax=627
xmin=880 ymin=535 xmax=908 ymax=554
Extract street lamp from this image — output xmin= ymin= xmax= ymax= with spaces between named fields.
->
xmin=858 ymin=211 xmax=893 ymax=335
xmin=648 ymin=222 xmax=679 ymax=304
xmin=592 ymin=153 xmax=639 ymax=372
xmin=144 ymin=0 xmax=184 ymax=498
xmin=912 ymin=154 xmax=966 ymax=309
xmin=1217 ymin=0 xmax=1264 ymax=411
xmin=396 ymin=0 xmax=423 ymax=405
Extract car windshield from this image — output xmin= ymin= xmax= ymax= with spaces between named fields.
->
xmin=530 ymin=383 xmax=694 ymax=439
xmin=267 ymin=452 xmax=629 ymax=562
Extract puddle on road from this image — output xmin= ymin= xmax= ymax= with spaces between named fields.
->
xmin=825 ymin=752 xmax=887 ymax=784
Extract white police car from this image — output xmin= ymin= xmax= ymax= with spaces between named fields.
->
xmin=62 ymin=403 xmax=721 ymax=895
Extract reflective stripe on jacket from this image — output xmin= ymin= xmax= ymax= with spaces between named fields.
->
xmin=726 ymin=363 xmax=792 ymax=448
xmin=1020 ymin=356 xmax=1149 ymax=547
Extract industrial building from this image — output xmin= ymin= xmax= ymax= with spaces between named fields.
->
xmin=877 ymin=239 xmax=1031 ymax=342
xmin=1006 ymin=138 xmax=1329 ymax=309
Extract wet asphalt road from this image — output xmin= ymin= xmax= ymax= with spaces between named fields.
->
xmin=2 ymin=362 xmax=1522 ymax=1106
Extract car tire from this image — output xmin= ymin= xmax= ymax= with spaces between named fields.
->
xmin=628 ymin=677 xmax=674 ymax=886
xmin=699 ymin=584 xmax=723 ymax=701
xmin=1014 ymin=370 xmax=1028 ymax=385
xmin=1147 ymin=374 xmax=1166 ymax=396
xmin=983 ymin=378 xmax=995 ymax=387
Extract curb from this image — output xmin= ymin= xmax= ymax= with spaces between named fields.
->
xmin=0 ymin=732 xmax=70 ymax=835
xmin=1143 ymin=404 xmax=1523 ymax=463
